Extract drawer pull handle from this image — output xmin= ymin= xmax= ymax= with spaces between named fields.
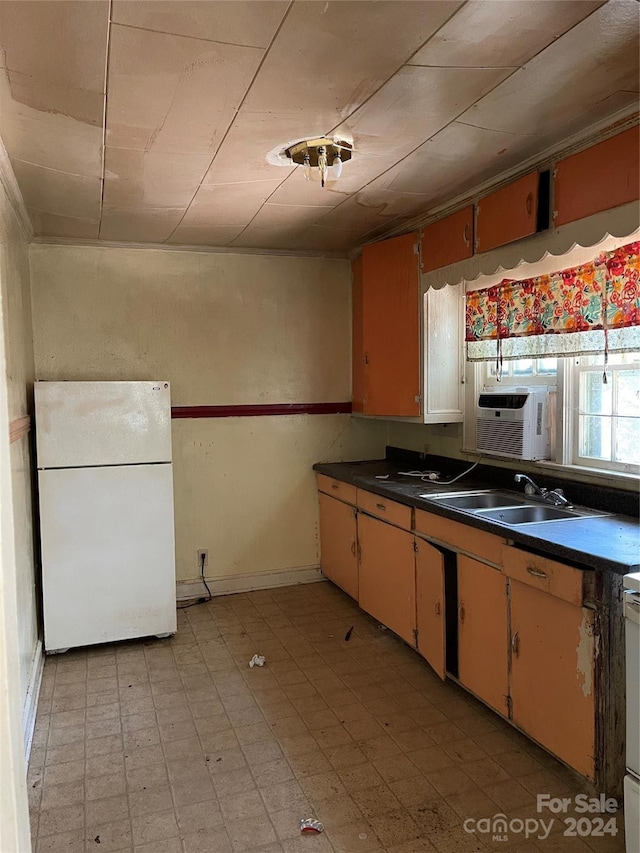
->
xmin=376 ymin=503 xmax=386 ymax=511
xmin=526 ymin=192 xmax=534 ymax=216
xmin=331 ymin=483 xmax=339 ymax=490
xmin=459 ymin=603 xmax=465 ymax=624
xmin=351 ymin=540 xmax=356 ymax=558
xmin=463 ymin=223 xmax=470 ymax=246
xmin=512 ymin=631 xmax=519 ymax=657
xmin=527 ymin=567 xmax=548 ymax=579
xmin=435 ymin=601 xmax=441 ymax=616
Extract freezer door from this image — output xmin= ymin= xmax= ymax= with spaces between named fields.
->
xmin=39 ymin=464 xmax=176 ymax=651
xmin=35 ymin=381 xmax=172 ymax=468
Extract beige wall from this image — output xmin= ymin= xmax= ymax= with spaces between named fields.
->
xmin=29 ymin=245 xmax=387 ymax=583
xmin=0 ymin=178 xmax=39 ymax=708
xmin=0 ymin=175 xmax=35 ymax=850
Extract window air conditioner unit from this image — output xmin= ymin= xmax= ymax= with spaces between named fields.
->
xmin=476 ymin=387 xmax=550 ymax=461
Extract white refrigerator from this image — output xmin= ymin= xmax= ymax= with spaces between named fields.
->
xmin=35 ymin=381 xmax=177 ymax=653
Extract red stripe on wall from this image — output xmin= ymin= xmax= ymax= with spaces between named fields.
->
xmin=171 ymin=402 xmax=352 ymax=419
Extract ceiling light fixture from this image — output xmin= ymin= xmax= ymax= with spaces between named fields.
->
xmin=285 ymin=137 xmax=352 ymax=187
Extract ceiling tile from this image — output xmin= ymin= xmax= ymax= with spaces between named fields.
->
xmin=0 ymin=74 xmax=103 ymax=178
xmin=99 ymin=207 xmax=185 ymax=242
xmin=0 ymin=1 xmax=109 ymax=95
xmin=316 ymin=189 xmax=426 ymax=233
xmin=111 ymin=0 xmax=289 ymax=49
xmin=230 ymin=203 xmax=331 ymax=248
xmin=334 ymin=65 xmax=513 ymax=161
xmin=28 ymin=209 xmax=100 ymax=240
xmin=381 ymin=121 xmax=530 ymax=200
xmin=167 ymin=225 xmax=246 ymax=246
xmin=0 ymin=1 xmax=107 ymax=181
xmin=409 ymin=0 xmax=604 ymax=69
xmin=180 ymin=181 xmax=282 ymax=229
xmin=12 ymin=160 xmax=101 ymax=220
xmin=103 ymin=147 xmax=211 ymax=209
xmin=457 ymin=0 xmax=639 ymax=135
xmin=106 ymin=24 xmax=263 ymax=153
xmin=288 ymin=225 xmax=370 ymax=254
xmin=240 ymin=0 xmax=464 ymax=127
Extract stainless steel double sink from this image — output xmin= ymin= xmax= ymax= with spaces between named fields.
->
xmin=419 ymin=489 xmax=610 ymax=526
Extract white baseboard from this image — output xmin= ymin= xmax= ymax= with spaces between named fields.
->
xmin=176 ymin=565 xmax=325 ymax=601
xmin=23 ymin=640 xmax=43 ymax=760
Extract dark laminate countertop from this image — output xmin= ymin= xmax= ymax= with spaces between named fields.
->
xmin=313 ymin=458 xmax=640 ymax=575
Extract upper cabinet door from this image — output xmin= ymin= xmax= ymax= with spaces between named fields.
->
xmin=351 ymin=255 xmax=364 ymax=415
xmin=476 ymin=172 xmax=539 ymax=253
xmin=362 ymin=232 xmax=420 ymax=417
xmin=420 ymin=206 xmax=474 ymax=273
xmin=554 ymin=127 xmax=640 ymax=226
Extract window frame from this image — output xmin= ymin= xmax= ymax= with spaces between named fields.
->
xmin=469 ymin=356 xmax=640 ymax=478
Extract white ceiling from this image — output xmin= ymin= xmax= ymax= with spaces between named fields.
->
xmin=0 ymin=0 xmax=638 ymax=254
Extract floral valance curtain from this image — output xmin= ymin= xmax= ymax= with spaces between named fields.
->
xmin=465 ymin=241 xmax=640 ymax=364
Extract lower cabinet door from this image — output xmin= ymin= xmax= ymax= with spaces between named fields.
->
xmin=458 ymin=555 xmax=509 ymax=715
xmin=415 ymin=538 xmax=446 ymax=679
xmin=358 ymin=513 xmax=416 ymax=646
xmin=510 ymin=580 xmax=595 ymax=779
xmin=318 ymin=493 xmax=358 ymax=600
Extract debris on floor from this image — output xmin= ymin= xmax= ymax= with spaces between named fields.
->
xmin=344 ymin=625 xmax=354 ymax=641
xmin=248 ymin=653 xmax=266 ymax=667
xmin=300 ymin=818 xmax=324 ymax=834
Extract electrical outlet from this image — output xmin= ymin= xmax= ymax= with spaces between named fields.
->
xmin=197 ymin=549 xmax=208 ymax=568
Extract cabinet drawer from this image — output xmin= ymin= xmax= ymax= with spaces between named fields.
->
xmin=317 ymin=475 xmax=357 ymax=505
xmin=357 ymin=489 xmax=412 ymax=529
xmin=414 ymin=509 xmax=504 ymax=565
xmin=502 ymin=546 xmax=594 ymax=607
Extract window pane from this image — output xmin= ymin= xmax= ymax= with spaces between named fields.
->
xmin=579 ymin=415 xmax=612 ymax=460
xmin=581 ymin=372 xmax=612 ymax=415
xmin=512 ymin=359 xmax=534 ymax=375
xmin=616 ymin=370 xmax=640 ymax=417
xmin=536 ymin=358 xmax=557 ymax=375
xmin=615 ymin=417 xmax=640 ymax=464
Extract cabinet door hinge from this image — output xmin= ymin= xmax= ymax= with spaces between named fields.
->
xmin=414 ymin=394 xmax=422 ymax=404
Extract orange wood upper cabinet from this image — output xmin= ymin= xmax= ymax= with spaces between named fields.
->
xmin=554 ymin=126 xmax=640 ymax=226
xmin=475 ymin=172 xmax=539 ymax=254
xmin=351 ymin=255 xmax=364 ymax=414
xmin=457 ymin=556 xmax=509 ymax=716
xmin=358 ymin=513 xmax=416 ymax=646
xmin=420 ymin=206 xmax=474 ymax=273
xmin=510 ymin=580 xmax=595 ymax=779
xmin=318 ymin=493 xmax=358 ymax=600
xmin=415 ymin=538 xmax=446 ymax=680
xmin=361 ymin=233 xmax=420 ymax=417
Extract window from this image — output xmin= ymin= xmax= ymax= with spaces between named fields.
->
xmin=574 ymin=353 xmax=640 ymax=471
xmin=474 ymin=353 xmax=640 ymax=475
xmin=487 ymin=358 xmax=557 ymax=383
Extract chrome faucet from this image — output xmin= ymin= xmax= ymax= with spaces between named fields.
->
xmin=514 ymin=473 xmax=572 ymax=508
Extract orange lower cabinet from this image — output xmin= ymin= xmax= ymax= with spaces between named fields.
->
xmin=415 ymin=538 xmax=446 ymax=680
xmin=510 ymin=580 xmax=595 ymax=779
xmin=318 ymin=493 xmax=358 ymax=600
xmin=457 ymin=555 xmax=509 ymax=716
xmin=358 ymin=513 xmax=416 ymax=646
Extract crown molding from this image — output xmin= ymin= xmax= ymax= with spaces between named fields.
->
xmin=29 ymin=235 xmax=349 ymax=261
xmin=361 ymin=105 xmax=640 ymax=249
xmin=0 ymin=137 xmax=34 ymax=241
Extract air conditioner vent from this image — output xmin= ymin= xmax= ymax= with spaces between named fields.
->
xmin=476 ymin=418 xmax=525 ymax=458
